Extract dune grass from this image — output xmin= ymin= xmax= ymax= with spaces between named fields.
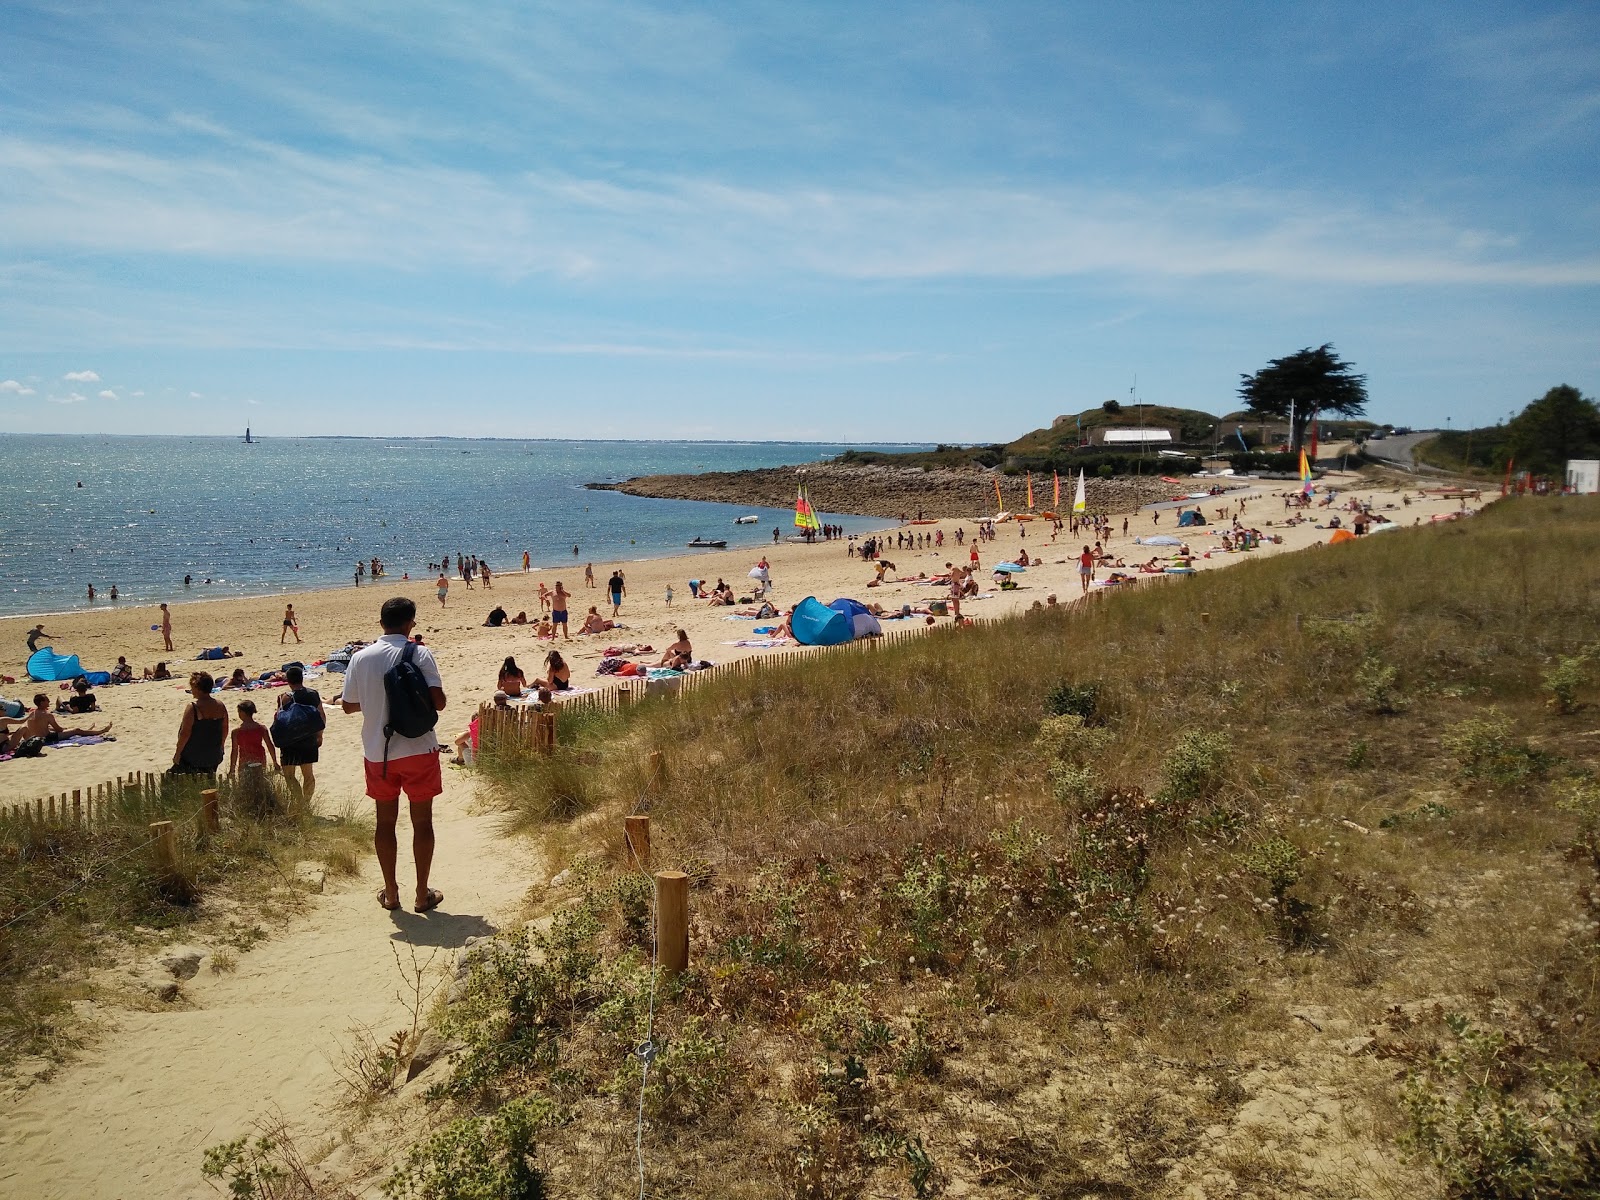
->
xmin=371 ymin=498 xmax=1600 ymax=1195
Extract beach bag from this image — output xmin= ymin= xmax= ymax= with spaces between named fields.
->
xmin=381 ymin=642 xmax=437 ymax=772
xmin=270 ymin=698 xmax=325 ymax=752
xmin=13 ymin=737 xmax=45 ymax=758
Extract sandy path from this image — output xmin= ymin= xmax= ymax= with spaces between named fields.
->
xmin=0 ymin=781 xmax=539 ymax=1200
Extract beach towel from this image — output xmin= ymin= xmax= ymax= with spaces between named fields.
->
xmin=50 ymin=734 xmax=117 ymax=748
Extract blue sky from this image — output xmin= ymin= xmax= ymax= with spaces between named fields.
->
xmin=2 ymin=1 xmax=1596 ymax=440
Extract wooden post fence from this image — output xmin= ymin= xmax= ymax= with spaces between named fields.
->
xmin=150 ymin=820 xmax=177 ymax=873
xmin=655 ymin=870 xmax=688 ymax=977
xmin=201 ymin=789 xmax=221 ymax=834
xmin=624 ymin=815 xmax=651 ymax=871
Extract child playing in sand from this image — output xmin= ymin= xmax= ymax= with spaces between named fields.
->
xmin=228 ymin=699 xmax=277 ymax=775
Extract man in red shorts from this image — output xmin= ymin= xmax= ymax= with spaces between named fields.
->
xmin=340 ymin=597 xmax=448 ymax=914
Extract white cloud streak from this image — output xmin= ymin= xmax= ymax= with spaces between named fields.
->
xmin=98 ymin=389 xmax=117 ymax=399
xmin=63 ymin=368 xmax=100 ymax=381
xmin=1 ymin=131 xmax=1594 ymax=289
xmin=1 ymin=379 xmax=37 ymax=395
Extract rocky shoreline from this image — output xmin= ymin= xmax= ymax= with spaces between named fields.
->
xmin=588 ymin=462 xmax=1192 ymax=519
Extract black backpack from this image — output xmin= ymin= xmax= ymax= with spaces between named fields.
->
xmin=382 ymin=642 xmax=438 ymax=771
xmin=270 ymin=695 xmax=325 ymax=752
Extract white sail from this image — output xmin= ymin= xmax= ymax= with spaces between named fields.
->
xmin=1072 ymin=469 xmax=1086 ymax=514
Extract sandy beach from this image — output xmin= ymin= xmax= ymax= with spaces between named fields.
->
xmin=1 ymin=473 xmax=1479 ymax=812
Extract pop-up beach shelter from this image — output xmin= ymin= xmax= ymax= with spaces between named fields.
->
xmin=1177 ymin=509 xmax=1207 ymax=528
xmin=827 ymin=597 xmax=881 ymax=639
xmin=791 ymin=596 xmax=854 ymax=646
xmin=27 ymin=648 xmax=84 ymax=681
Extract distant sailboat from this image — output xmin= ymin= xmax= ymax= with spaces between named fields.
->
xmin=243 ymin=426 xmax=255 ymax=444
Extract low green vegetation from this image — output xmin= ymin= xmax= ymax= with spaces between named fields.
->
xmin=429 ymin=496 xmax=1600 ymax=1197
xmin=0 ymin=774 xmax=369 ymax=1065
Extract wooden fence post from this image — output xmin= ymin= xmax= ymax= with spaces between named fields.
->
xmin=73 ymin=790 xmax=82 ymax=826
xmin=648 ymin=750 xmax=664 ymax=793
xmin=655 ymin=870 xmax=688 ymax=977
xmin=150 ymin=820 xmax=177 ymax=873
xmin=625 ymin=815 xmax=651 ymax=871
xmin=200 ymin=789 xmax=221 ymax=834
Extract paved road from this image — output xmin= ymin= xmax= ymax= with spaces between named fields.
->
xmin=1364 ymin=431 xmax=1441 ymax=472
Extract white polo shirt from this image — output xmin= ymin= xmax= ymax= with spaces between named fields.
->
xmin=339 ymin=634 xmax=444 ymax=762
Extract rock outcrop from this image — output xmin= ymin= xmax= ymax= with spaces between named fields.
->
xmin=590 ymin=463 xmax=1186 ymax=520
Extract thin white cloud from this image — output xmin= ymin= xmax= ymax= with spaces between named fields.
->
xmin=0 ymin=133 xmax=1595 ymax=289
xmin=1 ymin=379 xmax=37 ymax=395
xmin=131 ymin=389 xmax=145 ymax=396
xmin=63 ymin=368 xmax=101 ymax=382
xmin=98 ymin=389 xmax=117 ymax=399
xmin=189 ymin=391 xmax=203 ymax=398
xmin=50 ymin=392 xmax=86 ymax=405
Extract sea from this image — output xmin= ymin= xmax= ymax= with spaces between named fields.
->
xmin=0 ymin=436 xmax=929 ymax=618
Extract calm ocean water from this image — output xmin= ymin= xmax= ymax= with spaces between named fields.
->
xmin=0 ymin=436 xmax=926 ymax=617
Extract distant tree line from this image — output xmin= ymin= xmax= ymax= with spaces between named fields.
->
xmin=1420 ymin=386 xmax=1600 ymax=477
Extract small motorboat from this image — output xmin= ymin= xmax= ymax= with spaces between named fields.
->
xmin=733 ymin=515 xmax=759 ymax=524
xmin=687 ymin=537 xmax=728 ymax=548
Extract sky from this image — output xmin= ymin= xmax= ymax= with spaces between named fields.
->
xmin=2 ymin=1 xmax=1597 ymax=441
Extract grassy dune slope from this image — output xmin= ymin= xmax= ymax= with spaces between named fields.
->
xmin=418 ymin=498 xmax=1600 ymax=1199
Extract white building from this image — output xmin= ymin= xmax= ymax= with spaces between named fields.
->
xmin=1567 ymin=460 xmax=1599 ymax=494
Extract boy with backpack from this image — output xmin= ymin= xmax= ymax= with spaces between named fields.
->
xmin=339 ymin=597 xmax=448 ymax=914
xmin=271 ymin=664 xmax=326 ymax=804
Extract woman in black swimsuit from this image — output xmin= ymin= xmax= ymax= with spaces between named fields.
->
xmin=544 ymin=650 xmax=572 ymax=692
xmin=172 ymin=671 xmax=229 ymax=775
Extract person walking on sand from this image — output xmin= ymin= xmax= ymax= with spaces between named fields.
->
xmin=435 ymin=572 xmax=450 ymax=608
xmin=551 ymin=581 xmax=571 ymax=639
xmin=25 ymin=624 xmax=52 ymax=654
xmin=585 ymin=562 xmax=595 ymax=588
xmin=280 ymin=603 xmax=301 ymax=644
xmin=158 ymin=603 xmax=174 ymax=652
xmin=1079 ymin=545 xmax=1095 ymax=595
xmin=607 ymin=568 xmax=626 ymax=617
xmin=228 ymin=699 xmax=278 ymax=776
xmin=340 ymin=597 xmax=448 ymax=915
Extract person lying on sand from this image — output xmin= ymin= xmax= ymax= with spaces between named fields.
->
xmin=222 ymin=668 xmax=250 ymax=690
xmin=4 ymin=694 xmax=113 ymax=750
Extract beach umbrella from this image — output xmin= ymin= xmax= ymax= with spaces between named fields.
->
xmin=993 ymin=561 xmax=1026 ymax=573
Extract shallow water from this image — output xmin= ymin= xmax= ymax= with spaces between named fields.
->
xmin=0 ymin=436 xmax=922 ymax=616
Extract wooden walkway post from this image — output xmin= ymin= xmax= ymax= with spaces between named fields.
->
xmin=648 ymin=750 xmax=664 ymax=793
xmin=624 ymin=815 xmax=651 ymax=871
xmin=150 ymin=820 xmax=177 ymax=873
xmin=200 ymin=789 xmax=221 ymax=834
xmin=655 ymin=870 xmax=688 ymax=977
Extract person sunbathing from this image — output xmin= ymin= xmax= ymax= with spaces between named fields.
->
xmin=497 ymin=656 xmax=528 ymax=697
xmin=580 ymin=607 xmax=615 ymax=634
xmin=111 ymin=657 xmax=134 ymax=684
xmin=5 ymin=694 xmax=112 ymax=750
xmin=659 ymin=629 xmax=693 ymax=669
xmin=143 ymin=661 xmax=173 ymax=680
xmin=222 ymin=668 xmax=250 ymax=690
xmin=535 ymin=616 xmax=555 ymax=639
xmin=511 ymin=610 xmax=529 ymax=625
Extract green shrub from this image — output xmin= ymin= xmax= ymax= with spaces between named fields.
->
xmin=1159 ymin=730 xmax=1233 ymax=810
xmin=1441 ymin=715 xmax=1553 ymax=790
xmin=1044 ymin=680 xmax=1102 ymax=723
xmin=1544 ymin=649 xmax=1594 ymax=715
xmin=1037 ymin=714 xmax=1114 ymax=812
xmin=1356 ymin=656 xmax=1404 ymax=714
xmin=1403 ymin=1014 xmax=1600 ymax=1198
xmin=383 ymin=1095 xmax=554 ymax=1200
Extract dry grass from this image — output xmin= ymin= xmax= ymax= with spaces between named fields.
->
xmin=418 ymin=498 xmax=1600 ymax=1196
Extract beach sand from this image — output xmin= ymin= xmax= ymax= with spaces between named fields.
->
xmin=0 ymin=474 xmax=1480 ymax=811
xmin=0 ymin=472 xmax=1483 ymax=1198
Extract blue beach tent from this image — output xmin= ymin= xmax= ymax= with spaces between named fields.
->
xmin=1177 ymin=509 xmax=1207 ymax=527
xmin=791 ymin=596 xmax=854 ymax=646
xmin=826 ymin=597 xmax=882 ymax=639
xmin=27 ymin=648 xmax=84 ymax=681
